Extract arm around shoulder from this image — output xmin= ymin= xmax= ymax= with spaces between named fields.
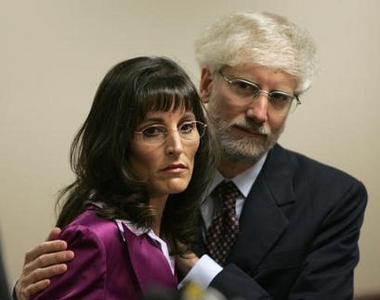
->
xmin=30 ymin=225 xmax=107 ymax=300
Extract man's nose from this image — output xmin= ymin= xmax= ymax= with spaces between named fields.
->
xmin=246 ymin=94 xmax=269 ymax=123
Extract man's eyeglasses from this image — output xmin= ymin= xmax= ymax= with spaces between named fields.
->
xmin=219 ymin=71 xmax=301 ymax=115
xmin=134 ymin=121 xmax=207 ymax=145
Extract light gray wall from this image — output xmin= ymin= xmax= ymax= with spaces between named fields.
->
xmin=1 ymin=0 xmax=379 ymax=295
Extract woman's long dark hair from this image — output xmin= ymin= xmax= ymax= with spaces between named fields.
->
xmin=56 ymin=56 xmax=217 ymax=254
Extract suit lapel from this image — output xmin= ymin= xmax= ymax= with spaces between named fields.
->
xmin=228 ymin=144 xmax=296 ymax=271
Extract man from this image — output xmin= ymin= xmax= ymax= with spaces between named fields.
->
xmin=15 ymin=12 xmax=367 ymax=300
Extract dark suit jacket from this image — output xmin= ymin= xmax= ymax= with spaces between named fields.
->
xmin=204 ymin=144 xmax=367 ymax=300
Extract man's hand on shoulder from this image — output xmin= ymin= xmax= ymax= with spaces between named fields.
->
xmin=15 ymin=227 xmax=74 ymax=300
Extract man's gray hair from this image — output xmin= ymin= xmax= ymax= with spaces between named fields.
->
xmin=195 ymin=12 xmax=319 ymax=94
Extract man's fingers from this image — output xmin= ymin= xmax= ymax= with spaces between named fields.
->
xmin=16 ymin=228 xmax=71 ymax=300
xmin=24 ymin=263 xmax=68 ymax=286
xmin=24 ymin=240 xmax=69 ymax=264
xmin=19 ymin=263 xmax=69 ymax=299
xmin=23 ymin=250 xmax=74 ymax=274
xmin=45 ymin=227 xmax=62 ymax=241
xmin=17 ymin=255 xmax=72 ymax=300
xmin=23 ymin=279 xmax=51 ymax=299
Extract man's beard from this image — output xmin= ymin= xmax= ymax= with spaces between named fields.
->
xmin=210 ymin=116 xmax=284 ymax=163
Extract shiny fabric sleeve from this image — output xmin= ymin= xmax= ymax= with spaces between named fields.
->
xmin=30 ymin=224 xmax=108 ymax=300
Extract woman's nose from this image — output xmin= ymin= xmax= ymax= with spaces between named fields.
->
xmin=165 ymin=131 xmax=184 ymax=155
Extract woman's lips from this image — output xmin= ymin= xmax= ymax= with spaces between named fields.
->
xmin=161 ymin=164 xmax=187 ymax=173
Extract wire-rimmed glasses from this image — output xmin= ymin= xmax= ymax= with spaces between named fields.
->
xmin=219 ymin=71 xmax=301 ymax=115
xmin=134 ymin=120 xmax=207 ymax=145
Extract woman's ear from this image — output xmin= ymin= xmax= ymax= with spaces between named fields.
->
xmin=199 ymin=68 xmax=213 ymax=103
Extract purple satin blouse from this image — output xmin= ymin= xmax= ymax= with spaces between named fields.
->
xmin=30 ymin=207 xmax=177 ymax=300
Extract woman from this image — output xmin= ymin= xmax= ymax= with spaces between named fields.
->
xmin=30 ymin=56 xmax=216 ymax=300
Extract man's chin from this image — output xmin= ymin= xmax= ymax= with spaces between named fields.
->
xmin=222 ymin=145 xmax=265 ymax=163
xmin=220 ymin=138 xmax=276 ymax=162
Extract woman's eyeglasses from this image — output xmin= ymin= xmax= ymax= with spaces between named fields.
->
xmin=134 ymin=121 xmax=207 ymax=145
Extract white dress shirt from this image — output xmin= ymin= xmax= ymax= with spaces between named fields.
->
xmin=179 ymin=153 xmax=268 ymax=289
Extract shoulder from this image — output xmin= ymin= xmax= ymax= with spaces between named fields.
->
xmin=266 ymin=144 xmax=367 ymax=213
xmin=269 ymin=144 xmax=366 ymax=188
xmin=31 ymin=209 xmax=126 ymax=299
xmin=263 ymin=145 xmax=368 ymax=240
xmin=59 ymin=208 xmax=121 ymax=250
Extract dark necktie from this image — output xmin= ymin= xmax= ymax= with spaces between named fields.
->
xmin=206 ymin=180 xmax=240 ymax=266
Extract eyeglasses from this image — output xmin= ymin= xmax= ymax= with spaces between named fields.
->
xmin=219 ymin=71 xmax=301 ymax=115
xmin=134 ymin=121 xmax=207 ymax=145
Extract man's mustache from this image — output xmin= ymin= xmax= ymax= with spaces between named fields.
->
xmin=230 ymin=119 xmax=271 ymax=135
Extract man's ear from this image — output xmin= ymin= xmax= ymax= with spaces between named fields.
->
xmin=199 ymin=68 xmax=213 ymax=103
